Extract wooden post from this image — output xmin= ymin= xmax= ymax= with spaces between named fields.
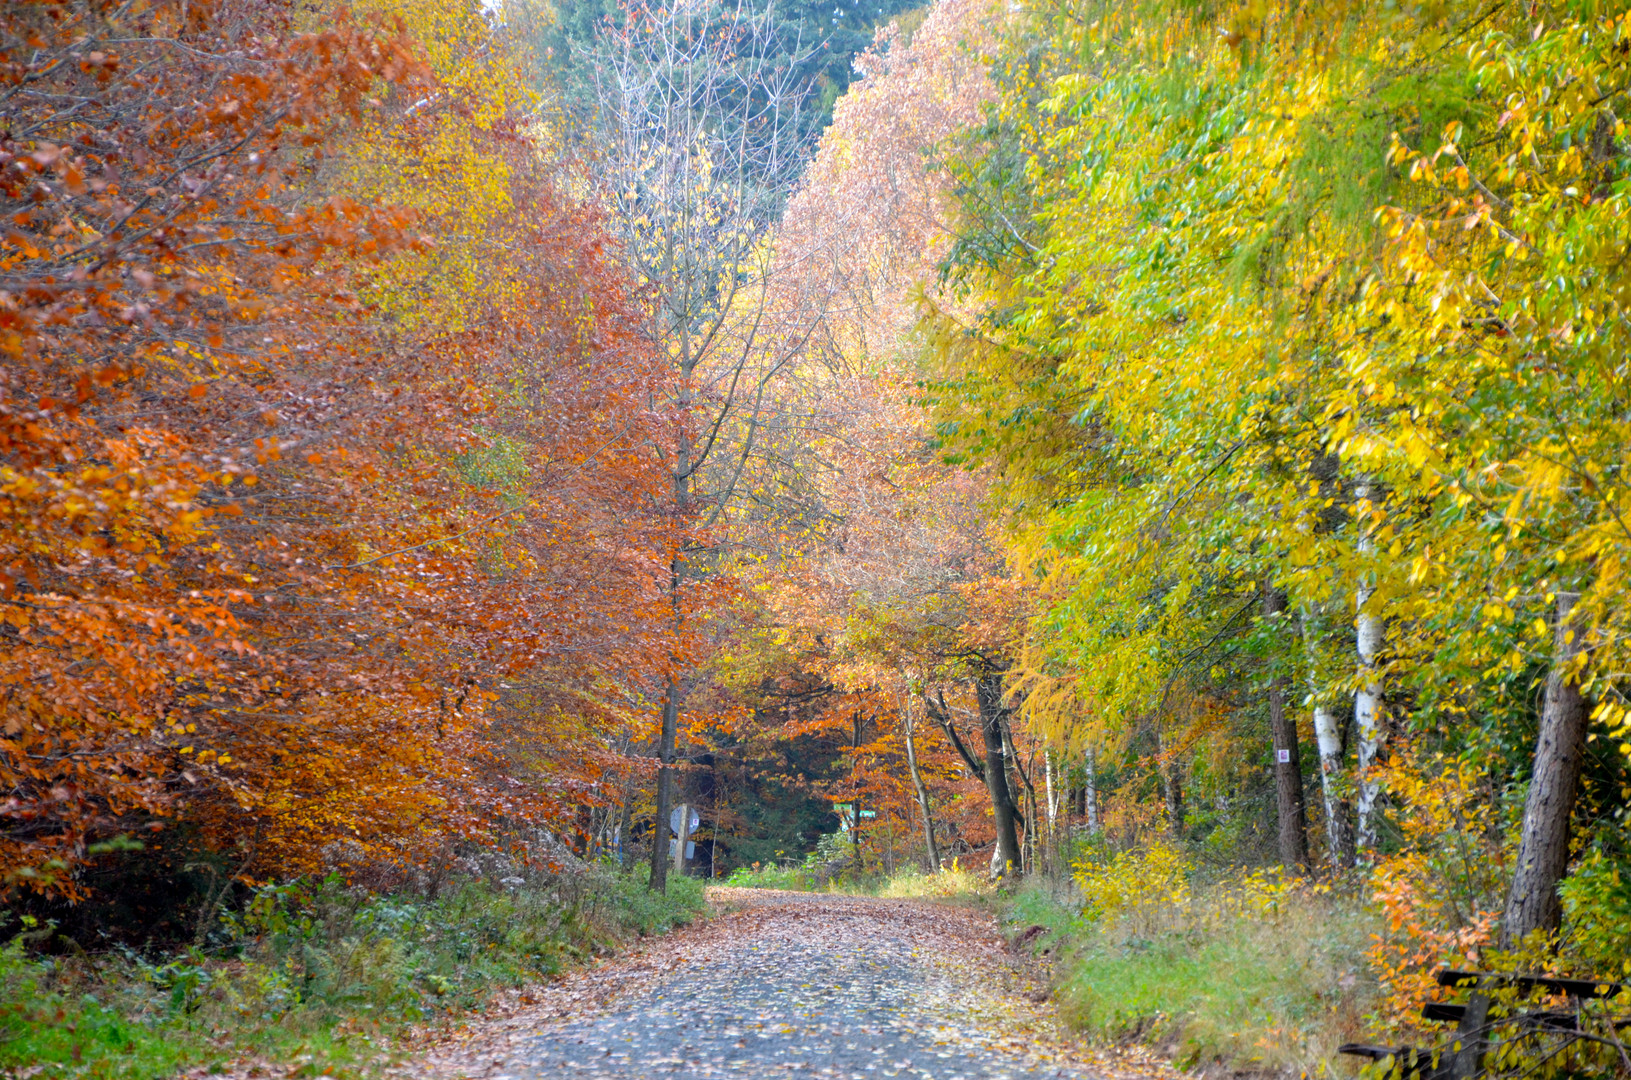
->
xmin=1449 ymin=991 xmax=1490 ymax=1080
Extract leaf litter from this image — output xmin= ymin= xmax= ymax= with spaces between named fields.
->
xmin=395 ymin=887 xmax=1186 ymax=1079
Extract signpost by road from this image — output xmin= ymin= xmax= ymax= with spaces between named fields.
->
xmin=671 ymin=803 xmax=700 ymax=872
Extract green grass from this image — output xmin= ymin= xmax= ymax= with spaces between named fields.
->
xmin=0 ymin=865 xmax=706 ymax=1079
xmin=721 ymin=862 xmax=815 ymax=890
xmin=722 ymin=854 xmax=1003 ymax=905
xmin=1002 ymin=873 xmax=1378 ymax=1074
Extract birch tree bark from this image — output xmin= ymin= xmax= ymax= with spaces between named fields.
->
xmin=1043 ymin=748 xmax=1057 ymax=872
xmin=1084 ymin=746 xmax=1099 ymax=832
xmin=1301 ymin=606 xmax=1356 ymax=867
xmin=1354 ymin=482 xmax=1385 ymax=854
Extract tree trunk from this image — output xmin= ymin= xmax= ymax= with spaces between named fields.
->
xmin=1502 ymin=591 xmax=1588 ymax=948
xmin=903 ymin=702 xmax=941 ymax=872
xmin=616 ymin=766 xmax=637 ymax=870
xmin=649 ymin=680 xmax=679 ymax=892
xmin=1301 ymin=606 xmax=1355 ymax=867
xmin=1001 ymin=720 xmax=1038 ymax=874
xmin=1043 ymin=749 xmax=1057 ymax=873
xmin=1156 ymin=726 xmax=1184 ymax=838
xmin=1084 ymin=746 xmax=1098 ymax=832
xmin=1263 ymin=583 xmax=1311 ymax=873
xmin=1354 ymin=482 xmax=1385 ymax=854
xmin=649 ymin=421 xmax=693 ymax=893
xmin=852 ymin=713 xmax=865 ymax=872
xmin=977 ymin=672 xmax=1024 ymax=877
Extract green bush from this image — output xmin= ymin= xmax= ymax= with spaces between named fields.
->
xmin=0 ymin=865 xmax=706 ymax=1079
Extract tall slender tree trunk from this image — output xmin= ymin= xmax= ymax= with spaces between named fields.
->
xmin=1301 ymin=606 xmax=1355 ymax=867
xmin=1001 ymin=721 xmax=1038 ymax=874
xmin=1023 ymin=760 xmax=1038 ymax=874
xmin=977 ymin=672 xmax=1024 ymax=877
xmin=1084 ymin=746 xmax=1098 ymax=832
xmin=650 ymin=425 xmax=694 ymax=893
xmin=852 ymin=713 xmax=865 ymax=872
xmin=1354 ymin=482 xmax=1385 ymax=854
xmin=902 ymin=701 xmax=941 ymax=872
xmin=1156 ymin=726 xmax=1184 ymax=838
xmin=1263 ymin=583 xmax=1311 ymax=873
xmin=617 ymin=762 xmax=637 ymax=870
xmin=1043 ymin=749 xmax=1057 ymax=873
xmin=650 ymin=681 xmax=678 ymax=892
xmin=1503 ymin=591 xmax=1589 ymax=947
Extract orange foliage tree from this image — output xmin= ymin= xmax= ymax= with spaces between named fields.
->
xmin=0 ymin=0 xmax=678 ymax=899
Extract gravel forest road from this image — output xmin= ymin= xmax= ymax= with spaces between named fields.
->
xmin=405 ymin=887 xmax=1172 ymax=1080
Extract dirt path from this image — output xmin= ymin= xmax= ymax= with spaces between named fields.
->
xmin=402 ymin=887 xmax=1178 ymax=1080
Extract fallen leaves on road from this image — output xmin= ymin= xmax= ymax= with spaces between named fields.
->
xmin=392 ymin=888 xmax=1188 ymax=1080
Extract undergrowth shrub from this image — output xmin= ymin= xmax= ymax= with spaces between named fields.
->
xmin=0 ymin=864 xmax=705 ymax=1080
xmin=873 ymin=860 xmax=992 ymax=900
xmin=722 ymin=861 xmax=814 ymax=890
xmin=1013 ymin=843 xmax=1377 ymax=1074
xmin=721 ymin=843 xmax=996 ymax=901
xmin=722 ymin=832 xmax=862 ymax=890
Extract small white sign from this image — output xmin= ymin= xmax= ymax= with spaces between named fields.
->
xmin=1277 ymin=749 xmax=1292 ymax=764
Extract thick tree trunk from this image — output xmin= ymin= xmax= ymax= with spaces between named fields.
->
xmin=1263 ymin=583 xmax=1311 ymax=873
xmin=1502 ymin=592 xmax=1588 ymax=948
xmin=1301 ymin=606 xmax=1355 ymax=867
xmin=903 ymin=703 xmax=940 ymax=872
xmin=1354 ymin=482 xmax=1385 ymax=854
xmin=977 ymin=673 xmax=1024 ymax=877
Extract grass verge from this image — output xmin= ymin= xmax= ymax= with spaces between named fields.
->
xmin=1 ymin=864 xmax=705 ymax=1080
xmin=1002 ymin=867 xmax=1377 ymax=1077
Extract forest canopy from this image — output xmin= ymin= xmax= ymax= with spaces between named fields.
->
xmin=3 ymin=0 xmax=1629 ymax=1046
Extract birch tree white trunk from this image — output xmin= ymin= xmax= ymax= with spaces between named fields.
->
xmin=1354 ymin=482 xmax=1385 ymax=854
xmin=1302 ymin=606 xmax=1355 ymax=867
xmin=1043 ymin=748 xmax=1057 ymax=871
xmin=1084 ymin=746 xmax=1098 ymax=832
